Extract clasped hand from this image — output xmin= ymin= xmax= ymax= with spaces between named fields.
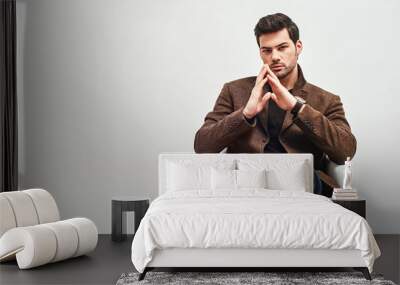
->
xmin=243 ymin=64 xmax=297 ymax=119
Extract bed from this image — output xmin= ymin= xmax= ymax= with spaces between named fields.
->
xmin=131 ymin=153 xmax=381 ymax=281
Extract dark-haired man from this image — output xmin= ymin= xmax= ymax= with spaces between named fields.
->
xmin=194 ymin=13 xmax=357 ymax=195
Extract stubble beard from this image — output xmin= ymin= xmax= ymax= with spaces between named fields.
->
xmin=275 ymin=61 xmax=296 ymax=80
xmin=274 ymin=52 xmax=298 ymax=80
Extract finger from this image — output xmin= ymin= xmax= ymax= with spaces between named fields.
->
xmin=256 ymin=65 xmax=268 ymax=83
xmin=257 ymin=92 xmax=271 ymax=111
xmin=270 ymin=92 xmax=277 ymax=102
xmin=266 ymin=74 xmax=279 ymax=88
xmin=254 ymin=76 xmax=269 ymax=95
xmin=261 ymin=92 xmax=272 ymax=104
xmin=265 ymin=64 xmax=279 ymax=80
xmin=260 ymin=75 xmax=269 ymax=86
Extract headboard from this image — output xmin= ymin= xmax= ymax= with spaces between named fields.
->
xmin=158 ymin=152 xmax=314 ymax=195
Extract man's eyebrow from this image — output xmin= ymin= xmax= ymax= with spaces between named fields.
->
xmin=260 ymin=42 xmax=289 ymax=49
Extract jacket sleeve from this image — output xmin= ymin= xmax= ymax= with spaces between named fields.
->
xmin=194 ymin=83 xmax=256 ymax=153
xmin=293 ymin=95 xmax=357 ymax=165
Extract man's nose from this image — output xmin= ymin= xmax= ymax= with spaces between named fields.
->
xmin=271 ymin=50 xmax=280 ymax=62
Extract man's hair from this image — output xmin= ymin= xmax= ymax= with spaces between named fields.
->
xmin=254 ymin=13 xmax=299 ymax=46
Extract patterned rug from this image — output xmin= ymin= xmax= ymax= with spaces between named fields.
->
xmin=116 ymin=271 xmax=396 ymax=285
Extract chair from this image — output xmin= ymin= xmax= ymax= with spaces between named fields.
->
xmin=326 ymin=160 xmax=345 ymax=188
xmin=0 ymin=188 xmax=98 ymax=269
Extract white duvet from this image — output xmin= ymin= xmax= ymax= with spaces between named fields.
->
xmin=131 ymin=189 xmax=380 ymax=273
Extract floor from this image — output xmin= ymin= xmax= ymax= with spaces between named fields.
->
xmin=0 ymin=234 xmax=399 ymax=285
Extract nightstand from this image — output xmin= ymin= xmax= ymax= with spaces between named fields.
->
xmin=111 ymin=196 xmax=150 ymax=242
xmin=332 ymin=199 xmax=366 ymax=218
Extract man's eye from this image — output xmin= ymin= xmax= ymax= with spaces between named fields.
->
xmin=263 ymin=50 xmax=272 ymax=54
xmin=279 ymin=46 xmax=287 ymax=51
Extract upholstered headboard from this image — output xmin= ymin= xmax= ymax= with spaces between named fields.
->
xmin=158 ymin=153 xmax=314 ymax=195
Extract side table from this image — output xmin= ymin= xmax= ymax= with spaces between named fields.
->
xmin=332 ymin=199 xmax=366 ymax=218
xmin=112 ymin=196 xmax=150 ymax=242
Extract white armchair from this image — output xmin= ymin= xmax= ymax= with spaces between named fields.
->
xmin=326 ymin=160 xmax=346 ymax=188
xmin=0 ymin=189 xmax=98 ymax=269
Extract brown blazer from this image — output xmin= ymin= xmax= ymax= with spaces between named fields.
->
xmin=194 ymin=65 xmax=357 ymax=181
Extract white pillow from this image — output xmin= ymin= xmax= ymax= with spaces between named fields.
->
xmin=166 ymin=160 xmax=235 ymax=191
xmin=266 ymin=166 xmax=307 ymax=191
xmin=236 ymin=169 xmax=267 ymax=189
xmin=211 ymin=168 xmax=268 ymax=190
xmin=237 ymin=159 xmax=309 ymax=191
xmin=211 ymin=168 xmax=236 ymax=190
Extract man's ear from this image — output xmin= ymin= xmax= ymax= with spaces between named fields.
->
xmin=295 ymin=40 xmax=303 ymax=56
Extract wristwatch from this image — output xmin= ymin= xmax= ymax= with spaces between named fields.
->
xmin=290 ymin=96 xmax=306 ymax=116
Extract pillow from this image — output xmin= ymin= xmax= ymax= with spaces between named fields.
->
xmin=266 ymin=166 xmax=307 ymax=191
xmin=210 ymin=168 xmax=268 ymax=190
xmin=166 ymin=159 xmax=235 ymax=191
xmin=237 ymin=159 xmax=309 ymax=191
xmin=211 ymin=168 xmax=236 ymax=190
xmin=236 ymin=169 xmax=267 ymax=189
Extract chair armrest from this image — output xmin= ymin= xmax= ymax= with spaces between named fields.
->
xmin=315 ymin=170 xmax=340 ymax=189
xmin=326 ymin=160 xmax=346 ymax=188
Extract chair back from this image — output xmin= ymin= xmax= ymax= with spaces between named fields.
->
xmin=0 ymin=189 xmax=60 ymax=237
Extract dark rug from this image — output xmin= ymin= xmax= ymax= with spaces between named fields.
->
xmin=116 ymin=271 xmax=396 ymax=285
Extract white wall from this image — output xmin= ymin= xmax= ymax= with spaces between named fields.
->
xmin=17 ymin=0 xmax=400 ymax=234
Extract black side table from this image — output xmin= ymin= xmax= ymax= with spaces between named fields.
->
xmin=332 ymin=199 xmax=366 ymax=218
xmin=112 ymin=196 xmax=150 ymax=242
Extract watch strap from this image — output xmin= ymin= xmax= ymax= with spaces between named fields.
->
xmin=290 ymin=97 xmax=305 ymax=116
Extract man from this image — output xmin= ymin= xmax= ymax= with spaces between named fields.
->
xmin=193 ymin=13 xmax=357 ymax=195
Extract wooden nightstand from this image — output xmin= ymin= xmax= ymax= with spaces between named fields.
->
xmin=332 ymin=199 xmax=366 ymax=218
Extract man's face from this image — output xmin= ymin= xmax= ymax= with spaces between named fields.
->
xmin=258 ymin=28 xmax=302 ymax=79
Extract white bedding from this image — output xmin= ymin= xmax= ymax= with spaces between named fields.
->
xmin=131 ymin=189 xmax=380 ymax=273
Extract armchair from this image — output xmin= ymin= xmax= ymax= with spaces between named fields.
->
xmin=0 ymin=189 xmax=98 ymax=269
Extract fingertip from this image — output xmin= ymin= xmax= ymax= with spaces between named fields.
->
xmin=262 ymin=92 xmax=271 ymax=99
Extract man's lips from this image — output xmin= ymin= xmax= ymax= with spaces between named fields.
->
xmin=271 ymin=65 xmax=284 ymax=70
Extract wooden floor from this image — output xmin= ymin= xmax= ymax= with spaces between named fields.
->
xmin=0 ymin=234 xmax=398 ymax=285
